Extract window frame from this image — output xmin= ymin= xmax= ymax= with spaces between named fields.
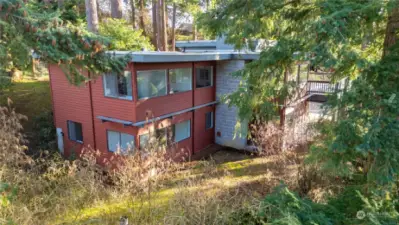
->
xmin=106 ymin=130 xmax=135 ymax=153
xmin=67 ymin=120 xmax=83 ymax=143
xmin=205 ymin=111 xmax=214 ymax=130
xmin=168 ymin=68 xmax=193 ymax=94
xmin=103 ymin=71 xmax=133 ymax=101
xmin=136 ymin=69 xmax=168 ymax=100
xmin=195 ymin=66 xmax=213 ymax=89
xmin=173 ymin=120 xmax=191 ymax=143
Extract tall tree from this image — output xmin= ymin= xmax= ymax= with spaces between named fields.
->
xmin=130 ymin=0 xmax=136 ymax=29
xmin=138 ymin=0 xmax=146 ymax=35
xmin=171 ymin=2 xmax=176 ymax=51
xmin=199 ymin=0 xmax=399 ymax=187
xmin=152 ymin=0 xmax=158 ymax=49
xmin=85 ymin=0 xmax=99 ymax=32
xmin=111 ymin=0 xmax=123 ymax=19
xmin=161 ymin=0 xmax=167 ymax=50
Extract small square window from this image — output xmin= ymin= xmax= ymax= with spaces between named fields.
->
xmin=67 ymin=121 xmax=83 ymax=143
xmin=196 ymin=66 xmax=213 ymax=88
xmin=205 ymin=112 xmax=213 ymax=130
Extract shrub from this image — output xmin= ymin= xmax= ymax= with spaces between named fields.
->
xmin=32 ymin=111 xmax=56 ymax=151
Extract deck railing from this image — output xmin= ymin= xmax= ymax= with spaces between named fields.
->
xmin=306 ymin=78 xmax=347 ymax=94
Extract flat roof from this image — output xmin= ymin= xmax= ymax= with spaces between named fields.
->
xmin=110 ymin=51 xmax=260 ymax=63
xmin=175 ymin=40 xmax=217 ymax=48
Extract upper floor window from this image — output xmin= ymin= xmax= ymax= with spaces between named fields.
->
xmin=137 ymin=70 xmax=167 ymax=99
xmin=107 ymin=130 xmax=135 ymax=153
xmin=103 ymin=71 xmax=132 ymax=100
xmin=67 ymin=120 xmax=83 ymax=143
xmin=196 ymin=66 xmax=213 ymax=88
xmin=169 ymin=68 xmax=192 ymax=94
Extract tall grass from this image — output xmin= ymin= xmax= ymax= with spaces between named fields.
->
xmin=0 ymin=104 xmax=312 ymax=224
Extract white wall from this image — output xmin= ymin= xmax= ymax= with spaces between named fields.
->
xmin=215 ymin=60 xmax=248 ymax=149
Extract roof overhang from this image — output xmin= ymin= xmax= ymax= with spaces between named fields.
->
xmin=108 ymin=51 xmax=259 ymax=63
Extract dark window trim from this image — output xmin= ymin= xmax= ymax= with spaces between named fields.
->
xmin=67 ymin=120 xmax=83 ymax=144
xmin=205 ymin=111 xmax=214 ymax=130
xmin=103 ymin=71 xmax=133 ymax=101
xmin=195 ymin=66 xmax=214 ymax=89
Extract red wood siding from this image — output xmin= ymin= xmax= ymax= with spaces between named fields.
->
xmin=48 ymin=65 xmax=94 ymax=157
xmin=194 ymin=62 xmax=216 ymax=106
xmin=193 ymin=106 xmax=215 ymax=153
xmin=133 ymin=62 xmax=194 ymax=122
xmin=91 ymin=63 xmax=135 ymax=122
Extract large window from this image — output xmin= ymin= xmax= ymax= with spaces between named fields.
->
xmin=174 ymin=120 xmax=191 ymax=142
xmin=103 ymin=71 xmax=132 ymax=100
xmin=138 ymin=120 xmax=191 ymax=149
xmin=67 ymin=121 xmax=83 ymax=143
xmin=137 ymin=70 xmax=167 ymax=99
xmin=107 ymin=130 xmax=135 ymax=153
xmin=205 ymin=112 xmax=213 ymax=129
xmin=196 ymin=66 xmax=213 ymax=88
xmin=169 ymin=68 xmax=192 ymax=93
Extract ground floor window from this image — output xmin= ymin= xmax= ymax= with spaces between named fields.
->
xmin=174 ymin=120 xmax=191 ymax=142
xmin=107 ymin=130 xmax=135 ymax=153
xmin=67 ymin=120 xmax=83 ymax=143
xmin=205 ymin=111 xmax=213 ymax=129
xmin=139 ymin=120 xmax=191 ymax=149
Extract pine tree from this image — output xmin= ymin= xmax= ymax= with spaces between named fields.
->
xmin=0 ymin=0 xmax=130 ymax=85
xmin=200 ymin=0 xmax=399 ymax=187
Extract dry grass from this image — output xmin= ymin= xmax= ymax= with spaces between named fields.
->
xmin=1 ymin=104 xmax=310 ymax=225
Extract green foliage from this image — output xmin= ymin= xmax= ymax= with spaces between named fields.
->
xmin=32 ymin=111 xmax=56 ymax=151
xmin=99 ymin=19 xmax=153 ymax=51
xmin=0 ymin=0 xmax=131 ymax=85
xmin=231 ymin=185 xmax=344 ymax=225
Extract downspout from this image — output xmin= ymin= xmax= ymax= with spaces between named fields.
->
xmin=88 ymin=72 xmax=97 ymax=150
xmin=191 ymin=62 xmax=195 ymax=159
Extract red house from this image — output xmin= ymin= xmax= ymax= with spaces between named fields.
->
xmin=49 ymin=39 xmax=261 ymax=163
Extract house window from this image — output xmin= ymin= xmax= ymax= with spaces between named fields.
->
xmin=107 ymin=130 xmax=135 ymax=153
xmin=205 ymin=112 xmax=213 ymax=129
xmin=67 ymin=121 xmax=83 ymax=143
xmin=103 ymin=71 xmax=133 ymax=100
xmin=196 ymin=66 xmax=213 ymax=88
xmin=139 ymin=133 xmax=150 ymax=149
xmin=169 ymin=68 xmax=192 ymax=93
xmin=173 ymin=120 xmax=191 ymax=142
xmin=137 ymin=70 xmax=167 ymax=99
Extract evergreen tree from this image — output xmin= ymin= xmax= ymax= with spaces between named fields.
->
xmin=0 ymin=0 xmax=129 ymax=85
xmin=200 ymin=0 xmax=399 ymax=186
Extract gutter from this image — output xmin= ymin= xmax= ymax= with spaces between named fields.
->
xmin=97 ymin=101 xmax=219 ymax=127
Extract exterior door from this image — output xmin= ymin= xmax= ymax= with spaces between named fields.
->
xmin=56 ymin=128 xmax=64 ymax=154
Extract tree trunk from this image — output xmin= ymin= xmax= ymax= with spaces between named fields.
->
xmin=111 ymin=0 xmax=123 ymax=19
xmin=152 ymin=0 xmax=158 ymax=49
xmin=161 ymin=0 xmax=167 ymax=51
xmin=382 ymin=5 xmax=399 ymax=58
xmin=171 ymin=3 xmax=176 ymax=51
xmin=130 ymin=0 xmax=136 ymax=29
xmin=85 ymin=0 xmax=99 ymax=33
xmin=192 ymin=23 xmax=197 ymax=40
xmin=139 ymin=0 xmax=146 ymax=35
xmin=157 ymin=0 xmax=163 ymax=50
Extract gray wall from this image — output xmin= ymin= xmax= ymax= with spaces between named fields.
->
xmin=215 ymin=60 xmax=248 ymax=149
